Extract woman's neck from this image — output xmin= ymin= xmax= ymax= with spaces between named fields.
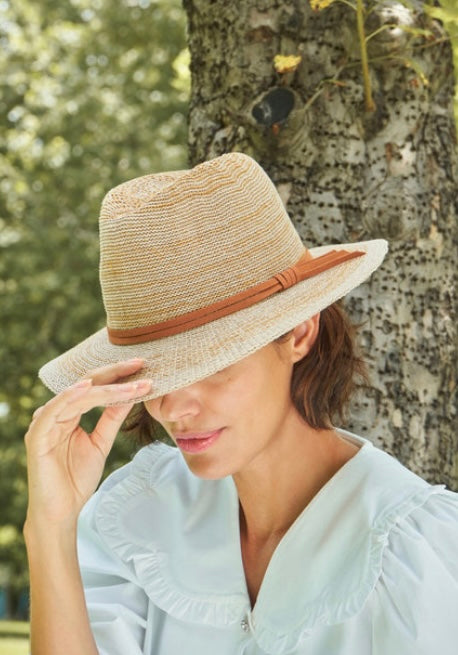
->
xmin=233 ymin=417 xmax=359 ymax=544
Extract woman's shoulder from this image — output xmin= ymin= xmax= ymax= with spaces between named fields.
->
xmin=250 ymin=434 xmax=458 ymax=652
xmin=366 ymin=479 xmax=458 ymax=653
xmin=340 ymin=432 xmax=458 ymax=624
xmin=332 ymin=430 xmax=458 ymax=577
xmin=335 ymin=428 xmax=456 ymax=509
xmin=78 ymin=441 xmax=246 ymax=627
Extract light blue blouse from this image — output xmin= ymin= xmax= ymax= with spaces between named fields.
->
xmin=77 ymin=431 xmax=458 ymax=654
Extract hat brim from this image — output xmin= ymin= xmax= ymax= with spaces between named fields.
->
xmin=39 ymin=239 xmax=388 ymax=403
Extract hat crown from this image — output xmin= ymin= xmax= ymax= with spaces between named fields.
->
xmin=99 ymin=153 xmax=304 ymax=330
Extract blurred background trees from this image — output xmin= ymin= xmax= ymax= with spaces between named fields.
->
xmin=0 ymin=0 xmax=456 ymax=618
xmin=0 ymin=0 xmax=188 ymax=616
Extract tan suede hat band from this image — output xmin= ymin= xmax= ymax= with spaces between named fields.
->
xmin=107 ymin=249 xmax=365 ymax=344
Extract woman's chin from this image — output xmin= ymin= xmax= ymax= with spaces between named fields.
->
xmin=179 ymin=450 xmax=234 ymax=480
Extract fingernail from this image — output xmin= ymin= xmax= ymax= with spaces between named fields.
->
xmin=126 ymin=358 xmax=144 ymax=364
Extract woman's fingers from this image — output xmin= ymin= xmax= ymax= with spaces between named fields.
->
xmin=32 ymin=406 xmax=44 ymax=421
xmin=27 ymin=378 xmax=152 ymax=445
xmin=82 ymin=358 xmax=145 ymax=386
xmin=91 ymin=402 xmax=136 ymax=458
xmin=27 ymin=381 xmax=95 ymax=441
xmin=59 ymin=379 xmax=152 ymax=418
xmin=28 ymin=359 xmax=148 ymax=431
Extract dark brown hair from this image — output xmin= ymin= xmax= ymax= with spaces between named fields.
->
xmin=123 ymin=400 xmax=165 ymax=446
xmin=276 ymin=301 xmax=368 ymax=429
xmin=123 ymin=301 xmax=368 ymax=443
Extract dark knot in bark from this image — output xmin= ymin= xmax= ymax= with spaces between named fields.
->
xmin=252 ymin=88 xmax=295 ymax=127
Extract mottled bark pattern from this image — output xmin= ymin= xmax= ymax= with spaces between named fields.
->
xmin=183 ymin=0 xmax=457 ymax=488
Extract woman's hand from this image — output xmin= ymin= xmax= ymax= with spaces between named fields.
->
xmin=24 ymin=358 xmax=151 ymax=531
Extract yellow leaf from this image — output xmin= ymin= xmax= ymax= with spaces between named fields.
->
xmin=273 ymin=54 xmax=302 ymax=74
xmin=309 ymin=0 xmax=337 ymax=11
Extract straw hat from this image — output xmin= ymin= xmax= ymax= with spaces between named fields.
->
xmin=39 ymin=153 xmax=388 ymax=402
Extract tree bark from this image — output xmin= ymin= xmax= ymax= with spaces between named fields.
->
xmin=183 ymin=0 xmax=457 ymax=489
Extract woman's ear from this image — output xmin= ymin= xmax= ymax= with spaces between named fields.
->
xmin=290 ymin=313 xmax=320 ymax=363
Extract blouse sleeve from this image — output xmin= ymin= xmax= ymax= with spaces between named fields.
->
xmin=77 ymin=476 xmax=149 ymax=655
xmin=371 ymin=490 xmax=458 ymax=655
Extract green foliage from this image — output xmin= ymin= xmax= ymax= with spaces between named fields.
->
xmin=0 ymin=0 xmax=188 ymax=601
xmin=0 ymin=637 xmax=29 ymax=655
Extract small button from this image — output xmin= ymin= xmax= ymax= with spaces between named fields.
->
xmin=241 ymin=618 xmax=249 ymax=632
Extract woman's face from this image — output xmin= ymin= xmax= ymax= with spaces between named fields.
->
xmin=144 ymin=320 xmax=317 ymax=479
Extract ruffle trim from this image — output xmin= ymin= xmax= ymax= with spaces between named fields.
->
xmin=95 ymin=443 xmax=247 ymax=628
xmin=251 ymin=483 xmax=446 ymax=655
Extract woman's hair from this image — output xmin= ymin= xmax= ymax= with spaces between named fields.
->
xmin=123 ymin=301 xmax=368 ymax=443
xmin=276 ymin=301 xmax=368 ymax=429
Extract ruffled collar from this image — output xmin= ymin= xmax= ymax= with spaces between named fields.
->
xmin=94 ymin=431 xmax=440 ymax=655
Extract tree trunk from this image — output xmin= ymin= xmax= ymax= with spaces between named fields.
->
xmin=183 ymin=0 xmax=457 ymax=489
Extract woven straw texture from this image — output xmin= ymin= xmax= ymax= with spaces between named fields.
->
xmin=39 ymin=153 xmax=388 ymax=402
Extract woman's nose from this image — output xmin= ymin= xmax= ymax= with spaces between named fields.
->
xmin=159 ymin=387 xmax=201 ymax=422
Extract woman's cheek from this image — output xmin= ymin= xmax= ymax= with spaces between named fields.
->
xmin=144 ymin=399 xmax=161 ymax=422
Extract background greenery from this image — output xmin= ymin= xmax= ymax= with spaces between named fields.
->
xmin=0 ymin=620 xmax=29 ymax=654
xmin=0 ymin=0 xmax=456 ymax=620
xmin=0 ymin=0 xmax=188 ymax=614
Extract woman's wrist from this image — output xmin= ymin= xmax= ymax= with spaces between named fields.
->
xmin=26 ymin=514 xmax=99 ymax=655
xmin=24 ymin=514 xmax=79 ymax=554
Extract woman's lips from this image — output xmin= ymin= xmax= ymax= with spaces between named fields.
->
xmin=174 ymin=429 xmax=223 ymax=453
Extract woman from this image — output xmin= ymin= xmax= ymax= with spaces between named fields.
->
xmin=24 ymin=153 xmax=458 ymax=655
